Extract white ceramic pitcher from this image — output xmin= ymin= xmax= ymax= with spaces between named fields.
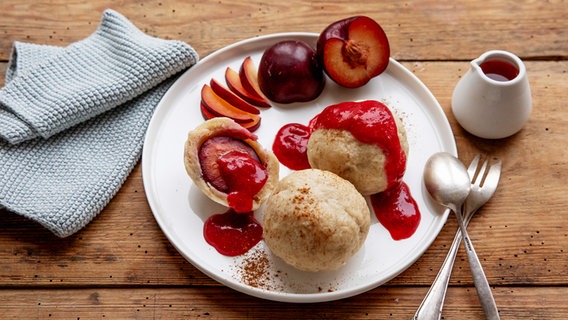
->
xmin=451 ymin=50 xmax=532 ymax=139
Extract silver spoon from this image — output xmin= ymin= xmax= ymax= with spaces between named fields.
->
xmin=424 ymin=152 xmax=500 ymax=320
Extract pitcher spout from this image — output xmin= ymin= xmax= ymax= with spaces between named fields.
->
xmin=473 ymin=50 xmax=524 ymax=83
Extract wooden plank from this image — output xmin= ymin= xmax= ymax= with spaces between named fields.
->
xmin=0 ymin=0 xmax=566 ymax=61
xmin=0 ymin=63 xmax=5 ymax=84
xmin=0 ymin=286 xmax=566 ymax=319
xmin=1 ymin=1 xmax=566 ymax=319
xmin=1 ymin=60 xmax=566 ymax=289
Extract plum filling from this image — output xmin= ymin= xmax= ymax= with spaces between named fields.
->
xmin=198 ymin=136 xmax=267 ymax=213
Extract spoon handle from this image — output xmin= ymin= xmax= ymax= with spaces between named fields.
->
xmin=412 ymin=221 xmax=458 ymax=319
xmin=413 ymin=207 xmax=476 ymax=320
xmin=454 ymin=208 xmax=501 ymax=320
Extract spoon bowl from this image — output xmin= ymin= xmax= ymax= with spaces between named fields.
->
xmin=423 ymin=152 xmax=471 ymax=212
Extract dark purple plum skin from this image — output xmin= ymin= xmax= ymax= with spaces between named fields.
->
xmin=258 ymin=40 xmax=325 ymax=104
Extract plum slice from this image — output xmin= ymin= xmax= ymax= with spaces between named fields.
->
xmin=226 ymin=67 xmax=271 ymax=109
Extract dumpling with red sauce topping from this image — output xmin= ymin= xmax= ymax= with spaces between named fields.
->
xmin=307 ymin=100 xmax=409 ymax=196
xmin=184 ymin=117 xmax=279 ymax=213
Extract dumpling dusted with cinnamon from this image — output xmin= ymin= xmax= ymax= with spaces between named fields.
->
xmin=263 ymin=169 xmax=370 ymax=272
xmin=184 ymin=117 xmax=279 ymax=213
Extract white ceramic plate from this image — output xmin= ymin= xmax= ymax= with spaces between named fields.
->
xmin=142 ymin=33 xmax=456 ymax=303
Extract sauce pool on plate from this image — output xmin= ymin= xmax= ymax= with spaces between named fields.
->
xmin=203 ymin=209 xmax=263 ymax=256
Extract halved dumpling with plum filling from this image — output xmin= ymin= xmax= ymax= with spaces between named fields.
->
xmin=184 ymin=117 xmax=279 ymax=213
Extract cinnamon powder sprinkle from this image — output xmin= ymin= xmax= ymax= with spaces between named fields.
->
xmin=233 ymin=249 xmax=339 ymax=293
xmin=234 ymin=249 xmax=284 ymax=291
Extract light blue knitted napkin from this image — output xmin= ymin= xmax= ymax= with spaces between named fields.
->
xmin=0 ymin=9 xmax=198 ymax=237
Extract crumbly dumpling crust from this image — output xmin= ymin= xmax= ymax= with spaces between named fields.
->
xmin=263 ymin=169 xmax=370 ymax=272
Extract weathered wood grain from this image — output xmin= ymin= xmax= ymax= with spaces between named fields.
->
xmin=0 ymin=0 xmax=567 ymax=318
xmin=0 ymin=286 xmax=566 ymax=319
xmin=0 ymin=0 xmax=566 ymax=61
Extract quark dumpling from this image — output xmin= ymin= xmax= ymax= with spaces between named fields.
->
xmin=184 ymin=117 xmax=279 ymax=213
xmin=307 ymin=100 xmax=409 ymax=196
xmin=263 ymin=169 xmax=370 ymax=272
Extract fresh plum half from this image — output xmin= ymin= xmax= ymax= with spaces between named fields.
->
xmin=317 ymin=16 xmax=390 ymax=88
xmin=198 ymin=136 xmax=261 ymax=192
xmin=258 ymin=40 xmax=325 ymax=104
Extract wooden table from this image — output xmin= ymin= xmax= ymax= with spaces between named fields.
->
xmin=1 ymin=1 xmax=566 ymax=319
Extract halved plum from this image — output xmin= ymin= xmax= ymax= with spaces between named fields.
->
xmin=317 ymin=16 xmax=390 ymax=88
xmin=198 ymin=136 xmax=261 ymax=192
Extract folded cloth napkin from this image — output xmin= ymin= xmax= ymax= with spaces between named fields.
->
xmin=0 ymin=9 xmax=199 ymax=237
